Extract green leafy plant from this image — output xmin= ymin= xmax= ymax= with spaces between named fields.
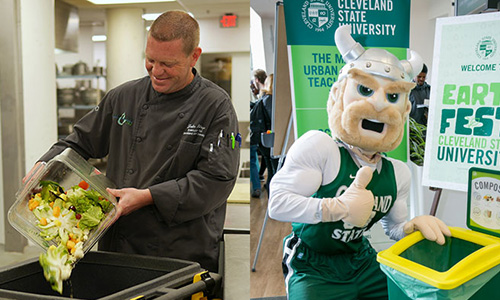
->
xmin=409 ymin=117 xmax=427 ymax=166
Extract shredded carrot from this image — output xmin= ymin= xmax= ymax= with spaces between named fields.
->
xmin=28 ymin=199 xmax=40 ymax=211
xmin=53 ymin=206 xmax=61 ymax=217
xmin=66 ymin=240 xmax=75 ymax=250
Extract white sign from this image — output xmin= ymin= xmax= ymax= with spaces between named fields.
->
xmin=423 ymin=12 xmax=500 ymax=191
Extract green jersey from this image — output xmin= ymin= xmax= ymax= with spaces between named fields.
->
xmin=292 ymin=145 xmax=397 ymax=255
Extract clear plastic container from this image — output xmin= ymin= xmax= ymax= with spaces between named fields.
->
xmin=8 ymin=148 xmax=118 ymax=254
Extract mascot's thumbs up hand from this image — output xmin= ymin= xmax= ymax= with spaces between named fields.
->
xmin=404 ymin=215 xmax=451 ymax=245
xmin=321 ymin=166 xmax=374 ymax=227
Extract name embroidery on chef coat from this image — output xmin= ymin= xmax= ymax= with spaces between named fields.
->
xmin=113 ymin=112 xmax=133 ymax=126
xmin=184 ymin=123 xmax=206 ymax=137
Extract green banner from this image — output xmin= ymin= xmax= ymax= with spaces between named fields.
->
xmin=283 ymin=0 xmax=411 ymax=161
xmin=422 ymin=13 xmax=500 ymax=192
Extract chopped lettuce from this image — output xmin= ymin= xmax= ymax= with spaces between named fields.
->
xmin=29 ymin=180 xmax=113 ymax=294
xmin=40 ymin=180 xmax=64 ymax=202
xmin=39 ymin=245 xmax=72 ymax=294
xmin=79 ymin=206 xmax=104 ymax=230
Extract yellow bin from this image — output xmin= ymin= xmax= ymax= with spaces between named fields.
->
xmin=377 ymin=227 xmax=500 ymax=299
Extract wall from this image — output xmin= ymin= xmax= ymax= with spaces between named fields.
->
xmin=231 ymin=53 xmax=251 ymax=122
xmin=199 ymin=16 xmax=250 ymax=123
xmin=410 ymin=0 xmax=435 ymax=79
xmin=22 ymin=0 xmax=58 ymax=170
xmin=198 ymin=16 xmax=251 ymax=122
xmin=199 ymin=16 xmax=250 ymax=53
xmin=261 ymin=17 xmax=276 ymax=74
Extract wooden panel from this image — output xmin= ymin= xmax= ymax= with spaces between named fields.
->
xmin=271 ymin=2 xmax=295 ymax=158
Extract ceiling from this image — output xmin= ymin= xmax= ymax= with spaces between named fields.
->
xmin=61 ymin=0 xmax=250 ymax=25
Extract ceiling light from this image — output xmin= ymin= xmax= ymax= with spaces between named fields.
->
xmin=87 ymin=0 xmax=175 ymax=5
xmin=92 ymin=35 xmax=107 ymax=42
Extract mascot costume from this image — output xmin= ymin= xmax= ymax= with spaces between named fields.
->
xmin=268 ymin=25 xmax=451 ymax=300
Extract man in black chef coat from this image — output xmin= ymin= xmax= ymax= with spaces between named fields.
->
xmin=30 ymin=10 xmax=240 ymax=272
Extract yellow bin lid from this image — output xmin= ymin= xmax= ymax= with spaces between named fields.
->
xmin=377 ymin=226 xmax=500 ymax=290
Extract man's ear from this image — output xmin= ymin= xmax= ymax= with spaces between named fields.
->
xmin=190 ymin=47 xmax=202 ymax=67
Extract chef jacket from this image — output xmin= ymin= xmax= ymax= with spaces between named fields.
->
xmin=39 ymin=69 xmax=240 ymax=272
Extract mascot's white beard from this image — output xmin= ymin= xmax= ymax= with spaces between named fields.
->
xmin=327 ymin=81 xmax=408 ymax=153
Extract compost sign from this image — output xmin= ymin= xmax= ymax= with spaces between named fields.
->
xmin=467 ymin=167 xmax=500 ymax=238
xmin=283 ymin=0 xmax=411 ymax=161
xmin=423 ymin=12 xmax=500 ymax=191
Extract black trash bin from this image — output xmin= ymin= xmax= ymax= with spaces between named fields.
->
xmin=0 ymin=251 xmax=221 ymax=300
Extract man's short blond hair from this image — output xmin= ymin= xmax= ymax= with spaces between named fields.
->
xmin=149 ymin=10 xmax=200 ymax=55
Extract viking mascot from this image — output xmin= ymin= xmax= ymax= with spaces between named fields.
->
xmin=268 ymin=25 xmax=451 ymax=300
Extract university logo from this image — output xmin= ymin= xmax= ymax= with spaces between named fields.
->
xmin=301 ymin=0 xmax=334 ymax=32
xmin=475 ymin=36 xmax=497 ymax=60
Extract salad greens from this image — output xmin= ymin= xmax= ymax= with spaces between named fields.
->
xmin=29 ymin=180 xmax=113 ymax=294
xmin=39 ymin=244 xmax=73 ymax=294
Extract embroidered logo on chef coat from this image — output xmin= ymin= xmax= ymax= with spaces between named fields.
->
xmin=113 ymin=112 xmax=133 ymax=126
xmin=184 ymin=123 xmax=206 ymax=137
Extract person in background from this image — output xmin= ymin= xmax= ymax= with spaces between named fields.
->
xmin=251 ymin=74 xmax=278 ymax=198
xmin=251 ymin=80 xmax=260 ymax=102
xmin=251 ymin=69 xmax=267 ymax=101
xmin=409 ymin=63 xmax=431 ymax=126
xmin=250 ymin=69 xmax=268 ymax=198
xmin=26 ymin=10 xmax=240 ymax=273
xmin=252 ymin=69 xmax=268 ymax=181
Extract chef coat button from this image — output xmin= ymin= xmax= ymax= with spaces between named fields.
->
xmin=179 ymin=112 xmax=185 ymax=118
xmin=127 ymin=169 xmax=134 ymax=174
xmin=136 ymin=137 xmax=142 ymax=143
xmin=166 ymin=144 xmax=173 ymax=150
xmin=142 ymin=104 xmax=149 ymax=110
xmin=315 ymin=212 xmax=321 ymax=219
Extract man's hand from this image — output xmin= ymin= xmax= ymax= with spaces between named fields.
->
xmin=107 ymin=187 xmax=153 ymax=217
xmin=404 ymin=215 xmax=451 ymax=245
xmin=321 ymin=166 xmax=374 ymax=227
